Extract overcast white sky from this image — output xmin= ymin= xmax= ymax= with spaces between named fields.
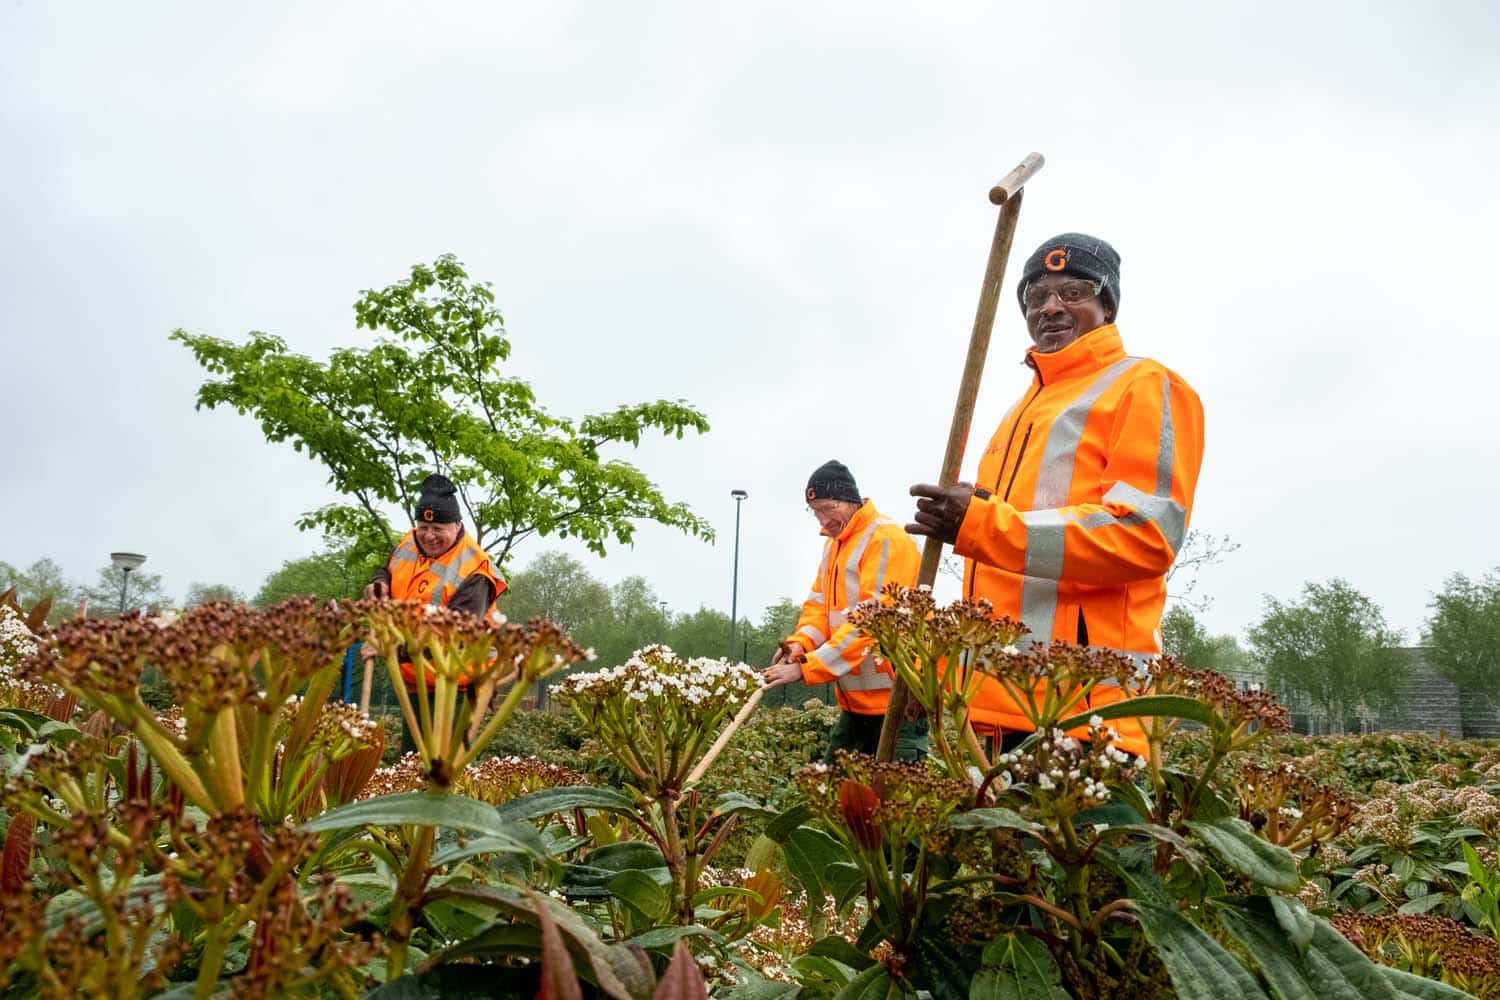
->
xmin=2 ymin=1 xmax=1497 ymax=644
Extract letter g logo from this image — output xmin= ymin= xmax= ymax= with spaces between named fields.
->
xmin=1044 ymin=249 xmax=1068 ymax=271
xmin=422 ymin=509 xmax=434 ymax=523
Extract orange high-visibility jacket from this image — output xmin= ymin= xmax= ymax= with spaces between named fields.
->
xmin=957 ymin=324 xmax=1204 ymax=756
xmin=386 ymin=528 xmax=506 ymax=688
xmin=785 ymin=501 xmax=920 ymax=715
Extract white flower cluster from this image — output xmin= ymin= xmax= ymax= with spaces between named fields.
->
xmin=553 ymin=645 xmax=760 ymax=710
xmin=0 ymin=604 xmax=36 ymax=679
xmin=991 ymin=720 xmax=1133 ymax=806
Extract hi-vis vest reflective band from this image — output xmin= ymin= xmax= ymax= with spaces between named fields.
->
xmin=956 ymin=324 xmax=1204 ymax=758
xmin=386 ymin=528 xmax=504 ymax=688
xmin=786 ymin=501 xmax=920 ymax=715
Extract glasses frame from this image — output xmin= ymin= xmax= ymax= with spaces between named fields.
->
xmin=1021 ymin=278 xmax=1103 ymax=311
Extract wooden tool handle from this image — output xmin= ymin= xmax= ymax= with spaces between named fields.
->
xmin=989 ymin=152 xmax=1045 ymax=205
xmin=876 ymin=156 xmax=1043 ymax=762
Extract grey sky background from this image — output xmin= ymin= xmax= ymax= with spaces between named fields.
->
xmin=2 ymin=1 xmax=1497 ymax=646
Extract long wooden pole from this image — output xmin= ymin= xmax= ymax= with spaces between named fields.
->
xmin=875 ymin=153 xmax=1043 ymax=762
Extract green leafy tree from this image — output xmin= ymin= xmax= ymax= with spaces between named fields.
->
xmin=0 ymin=558 xmax=76 ymax=622
xmin=254 ymin=545 xmax=381 ymax=606
xmin=1160 ymin=605 xmax=1257 ymax=679
xmin=79 ymin=563 xmax=172 ymax=617
xmin=1248 ymin=578 xmax=1407 ymax=731
xmin=172 ymin=254 xmax=712 ymax=571
xmin=501 ymin=551 xmax=612 ymax=636
xmin=1424 ymin=568 xmax=1500 ymax=702
xmin=183 ymin=582 xmax=246 ymax=606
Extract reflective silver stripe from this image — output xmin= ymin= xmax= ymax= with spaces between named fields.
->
xmin=837 ymin=661 xmax=894 ymax=692
xmin=842 ymin=520 xmax=882 ymax=609
xmin=872 ymin=537 xmax=891 ymax=600
xmin=1154 ymin=375 xmax=1175 ymax=497
xmin=1018 ymin=358 xmax=1142 ymax=640
xmin=798 ymin=624 xmax=828 ymax=645
xmin=811 ymin=630 xmax=863 ymax=677
xmin=1102 ymin=482 xmax=1187 ymax=553
xmin=1030 ymin=358 xmax=1141 ymax=508
xmin=390 ymin=537 xmax=422 ymax=565
xmin=804 ymin=590 xmax=823 ymax=605
xmin=828 ymin=610 xmax=848 ymax=627
xmin=1020 ymin=508 xmax=1066 ymax=638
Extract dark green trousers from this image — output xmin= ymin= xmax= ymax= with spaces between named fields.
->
xmin=824 ymin=710 xmax=929 ymax=764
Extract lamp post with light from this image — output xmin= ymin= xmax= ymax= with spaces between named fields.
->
xmin=110 ymin=552 xmax=147 ymax=615
xmin=727 ymin=489 xmax=748 ymax=659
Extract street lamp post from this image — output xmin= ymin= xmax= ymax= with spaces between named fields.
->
xmin=727 ymin=490 xmax=748 ymax=659
xmin=110 ymin=552 xmax=147 ymax=615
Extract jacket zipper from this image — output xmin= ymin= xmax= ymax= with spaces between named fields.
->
xmin=966 ymin=363 xmax=1046 ymax=601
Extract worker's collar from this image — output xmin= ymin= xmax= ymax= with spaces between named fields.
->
xmin=833 ymin=499 xmax=877 ymax=542
xmin=1026 ymin=323 xmax=1126 ymax=384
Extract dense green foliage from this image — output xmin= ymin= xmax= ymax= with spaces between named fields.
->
xmin=171 ymin=255 xmax=713 ymax=570
xmin=1425 ymin=569 xmax=1500 ymax=699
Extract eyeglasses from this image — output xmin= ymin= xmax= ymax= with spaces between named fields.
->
xmin=1022 ymin=279 xmax=1102 ymax=311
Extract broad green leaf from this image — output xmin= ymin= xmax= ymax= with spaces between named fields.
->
xmin=1132 ymin=899 xmax=1267 ymax=1000
xmin=1378 ymin=966 xmax=1481 ymax=999
xmin=493 ymin=785 xmax=638 ymax=823
xmin=604 ymin=868 xmax=670 ymax=923
xmin=585 ymin=840 xmax=668 ymax=873
xmin=783 ymin=826 xmax=850 ymax=910
xmin=1053 ymin=694 xmax=1220 ymax=733
xmin=1186 ymin=817 xmax=1301 ymax=891
xmin=834 ymin=962 xmax=912 ymax=1000
xmin=712 ymin=790 xmax=771 ymax=818
xmin=765 ymin=803 xmax=813 ymax=840
xmin=1215 ymin=897 xmax=1401 ymax=1000
xmin=721 ymin=971 xmax=800 ymax=1000
xmin=430 ymin=821 xmax=549 ymax=867
xmin=1396 ymin=892 xmax=1447 ymax=915
xmin=809 ymin=934 xmax=876 ymax=971
xmin=1270 ymin=893 xmax=1315 ymax=952
xmin=945 ymin=808 xmax=1042 ymax=835
xmin=969 ymin=932 xmax=1067 ymax=1000
xmin=425 ymin=882 xmax=653 ymax=999
xmin=913 ymin=934 xmax=972 ymax=1000
xmin=0 ymin=709 xmax=48 ymax=738
xmin=305 ymin=792 xmax=540 ymax=847
xmin=1098 ymin=823 xmax=1203 ymax=872
xmin=630 ymin=924 xmax=721 ymax=953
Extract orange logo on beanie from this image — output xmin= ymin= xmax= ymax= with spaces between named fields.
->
xmin=1044 ymin=249 xmax=1068 ymax=271
xmin=421 ymin=509 xmax=435 ymax=523
xmin=805 ymin=486 xmax=817 ymax=501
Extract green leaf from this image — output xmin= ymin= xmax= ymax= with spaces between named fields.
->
xmin=834 ymin=963 xmax=912 ymax=1000
xmin=1097 ymin=823 xmax=1203 ymax=872
xmin=303 ymin=792 xmax=544 ymax=849
xmin=1053 ymin=694 xmax=1220 ymax=733
xmin=425 ymin=882 xmax=653 ymax=999
xmin=721 ymin=971 xmax=800 ymax=1000
xmin=969 ymin=932 xmax=1068 ymax=1000
xmin=366 ymin=962 xmax=536 ymax=998
xmin=0 ymin=708 xmax=49 ymax=738
xmin=765 ymin=803 xmax=813 ymax=840
xmin=1377 ymin=966 xmax=1481 ymax=999
xmin=783 ymin=826 xmax=851 ymax=910
xmin=604 ymin=868 xmax=671 ymax=923
xmin=1270 ymin=893 xmax=1315 ymax=952
xmin=493 ymin=785 xmax=638 ymax=823
xmin=1396 ymin=892 xmax=1447 ymax=915
xmin=1131 ymin=899 xmax=1268 ymax=1000
xmin=1215 ymin=896 xmax=1401 ymax=1000
xmin=430 ymin=821 xmax=550 ymax=867
xmin=1186 ymin=817 xmax=1301 ymax=891
xmin=808 ymin=934 xmax=876 ymax=971
xmin=630 ymin=924 xmax=721 ymax=954
xmin=945 ymin=808 xmax=1042 ymax=835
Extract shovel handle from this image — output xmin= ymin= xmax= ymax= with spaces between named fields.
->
xmin=989 ymin=152 xmax=1046 ymax=205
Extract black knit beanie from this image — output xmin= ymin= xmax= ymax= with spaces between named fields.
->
xmin=1017 ymin=233 xmax=1121 ymax=318
xmin=414 ymin=474 xmax=462 ymax=524
xmin=805 ymin=460 xmax=861 ymax=505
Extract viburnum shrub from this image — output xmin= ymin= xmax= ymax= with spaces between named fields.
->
xmin=551 ymin=644 xmax=765 ymax=924
xmin=747 ymin=583 xmax=1467 ymax=1000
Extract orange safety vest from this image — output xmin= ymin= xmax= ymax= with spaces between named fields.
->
xmin=386 ymin=528 xmax=506 ymax=688
xmin=786 ymin=501 xmax=920 ymax=715
xmin=956 ymin=324 xmax=1204 ymax=757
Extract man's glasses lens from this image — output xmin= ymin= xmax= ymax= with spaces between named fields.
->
xmin=1023 ymin=281 xmax=1100 ymax=310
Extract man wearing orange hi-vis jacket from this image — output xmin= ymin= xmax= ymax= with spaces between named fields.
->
xmin=910 ymin=234 xmax=1204 ymax=760
xmin=762 ymin=461 xmax=929 ymax=763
